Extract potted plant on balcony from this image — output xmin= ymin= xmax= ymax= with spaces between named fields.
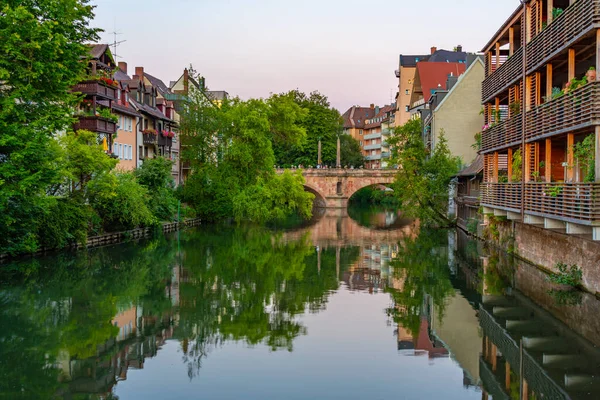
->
xmin=142 ymin=128 xmax=157 ymax=136
xmin=509 ymin=101 xmax=521 ymax=116
xmin=586 ymin=67 xmax=596 ymax=83
xmin=97 ymin=108 xmax=118 ymax=123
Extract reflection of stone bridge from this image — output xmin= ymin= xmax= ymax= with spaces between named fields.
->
xmin=280 ymin=209 xmax=418 ymax=248
xmin=276 ymin=168 xmax=397 ymax=208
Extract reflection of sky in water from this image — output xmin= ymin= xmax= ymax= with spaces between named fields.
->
xmin=115 ymin=289 xmax=480 ymax=400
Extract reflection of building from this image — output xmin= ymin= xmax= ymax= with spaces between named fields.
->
xmin=394 ymin=296 xmax=449 ymax=359
xmin=478 ymin=278 xmax=600 ymax=399
xmin=54 ymin=265 xmax=181 ymax=398
xmin=454 ymin=155 xmax=483 ymax=232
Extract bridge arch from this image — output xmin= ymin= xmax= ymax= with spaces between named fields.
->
xmin=276 ymin=168 xmax=397 ymax=209
xmin=346 ymin=181 xmax=395 ymax=202
xmin=303 ymin=184 xmax=327 ymax=208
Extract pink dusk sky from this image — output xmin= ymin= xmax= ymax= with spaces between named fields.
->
xmin=92 ymin=0 xmax=518 ymax=113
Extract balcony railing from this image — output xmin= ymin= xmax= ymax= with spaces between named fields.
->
xmin=158 ymin=135 xmax=173 ymax=147
xmin=366 ymin=154 xmax=382 ymax=161
xmin=142 ymin=134 xmax=157 ymax=145
xmin=481 ymin=183 xmax=522 ymax=211
xmin=481 ymin=113 xmax=522 ymax=153
xmin=72 ymin=80 xmax=117 ymax=100
xmin=381 ymin=151 xmax=391 ymax=158
xmin=526 ymin=0 xmax=599 ymax=75
xmin=364 ymin=132 xmax=382 ymax=140
xmin=364 ymin=143 xmax=381 ymax=150
xmin=73 ymin=116 xmax=117 ymax=135
xmin=525 ymin=182 xmax=600 ymax=224
xmin=525 ymin=82 xmax=600 ymax=142
xmin=482 ymin=47 xmax=523 ymax=103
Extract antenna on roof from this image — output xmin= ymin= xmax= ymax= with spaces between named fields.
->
xmin=109 ymin=20 xmax=126 ymax=60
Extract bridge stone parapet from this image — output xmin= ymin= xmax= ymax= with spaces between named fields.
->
xmin=276 ymin=168 xmax=397 ymax=208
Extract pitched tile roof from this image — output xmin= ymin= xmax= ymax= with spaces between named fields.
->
xmin=112 ymin=102 xmax=140 ymax=117
xmin=144 ymin=72 xmax=170 ymax=96
xmin=456 ymin=154 xmax=483 ymax=177
xmin=87 ymin=44 xmax=110 ymax=59
xmin=416 ymin=62 xmax=466 ymax=102
xmin=364 ymin=105 xmax=395 ymax=128
xmin=131 ymin=99 xmax=171 ymax=121
xmin=428 ymin=49 xmax=467 ymax=63
xmin=342 ymin=106 xmax=374 ymax=129
xmin=114 ymin=68 xmax=131 ymax=81
xmin=400 ymin=54 xmax=430 ymax=67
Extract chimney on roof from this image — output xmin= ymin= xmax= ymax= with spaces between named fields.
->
xmin=370 ymin=103 xmax=375 ymax=109
xmin=118 ymin=62 xmax=127 ymax=74
xmin=431 ymin=46 xmax=437 ymax=55
xmin=446 ymin=73 xmax=458 ymax=91
xmin=456 ymin=45 xmax=463 ymax=53
xmin=135 ymin=66 xmax=144 ymax=80
xmin=183 ymin=68 xmax=189 ymax=94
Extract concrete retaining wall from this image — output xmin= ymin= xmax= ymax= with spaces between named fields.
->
xmin=485 ymin=218 xmax=600 ymax=295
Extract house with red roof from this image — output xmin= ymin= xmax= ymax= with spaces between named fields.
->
xmin=409 ymin=62 xmax=467 ymax=115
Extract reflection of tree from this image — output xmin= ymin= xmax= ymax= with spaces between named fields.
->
xmin=175 ymin=226 xmax=357 ymax=378
xmin=0 ymin=237 xmax=176 ymax=398
xmin=385 ymin=228 xmax=455 ymax=336
xmin=0 ymin=225 xmax=362 ymax=393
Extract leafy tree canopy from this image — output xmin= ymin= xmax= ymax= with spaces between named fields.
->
xmin=0 ymin=0 xmax=100 ymax=254
xmin=388 ymin=119 xmax=460 ymax=226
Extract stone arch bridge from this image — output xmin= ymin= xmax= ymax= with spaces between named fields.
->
xmin=276 ymin=168 xmax=397 ymax=208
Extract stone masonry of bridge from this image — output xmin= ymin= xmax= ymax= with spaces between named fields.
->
xmin=276 ymin=168 xmax=397 ymax=208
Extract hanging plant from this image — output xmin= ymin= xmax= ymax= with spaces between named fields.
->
xmin=142 ymin=128 xmax=157 ymax=136
xmin=510 ymin=148 xmax=522 ymax=182
xmin=573 ymin=134 xmax=595 ymax=182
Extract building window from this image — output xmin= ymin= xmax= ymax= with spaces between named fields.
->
xmin=405 ymin=106 xmax=409 ymax=112
xmin=119 ymin=144 xmax=123 ymax=159
xmin=359 ymin=141 xmax=363 ymax=146
xmin=405 ymin=89 xmax=410 ymax=95
xmin=359 ymin=129 xmax=363 ymax=135
xmin=139 ymin=145 xmax=144 ymax=160
xmin=113 ymin=142 xmax=118 ymax=155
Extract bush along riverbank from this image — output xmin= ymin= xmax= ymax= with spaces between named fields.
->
xmin=1 ymin=136 xmax=185 ymax=259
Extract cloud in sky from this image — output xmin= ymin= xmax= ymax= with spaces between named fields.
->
xmin=92 ymin=0 xmax=519 ymax=112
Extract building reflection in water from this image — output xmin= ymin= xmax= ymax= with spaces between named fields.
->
xmin=6 ymin=208 xmax=600 ymax=399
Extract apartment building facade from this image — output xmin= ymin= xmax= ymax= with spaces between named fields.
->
xmin=363 ymin=105 xmax=395 ymax=169
xmin=480 ymin=0 xmax=600 ymax=240
xmin=394 ymin=46 xmax=467 ymax=128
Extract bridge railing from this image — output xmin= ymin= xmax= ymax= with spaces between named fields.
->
xmin=275 ymin=167 xmax=399 ymax=172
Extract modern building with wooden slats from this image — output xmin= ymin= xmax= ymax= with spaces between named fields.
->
xmin=480 ymin=0 xmax=600 ymax=240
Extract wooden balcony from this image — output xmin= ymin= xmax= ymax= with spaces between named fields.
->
xmin=481 ymin=113 xmax=522 ymax=153
xmin=72 ymin=80 xmax=117 ymax=100
xmin=525 ymin=82 xmax=600 ymax=142
xmin=482 ymin=47 xmax=523 ymax=103
xmin=524 ymin=182 xmax=600 ymax=224
xmin=481 ymin=183 xmax=522 ymax=212
xmin=73 ymin=116 xmax=116 ymax=135
xmin=142 ymin=134 xmax=157 ymax=145
xmin=526 ymin=0 xmax=600 ymax=75
xmin=158 ymin=135 xmax=173 ymax=147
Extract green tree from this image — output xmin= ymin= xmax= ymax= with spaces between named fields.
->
xmin=0 ymin=0 xmax=100 ymax=254
xmin=388 ymin=121 xmax=460 ymax=226
xmin=87 ymin=172 xmax=156 ymax=231
xmin=135 ymin=157 xmax=178 ymax=221
xmin=339 ymin=134 xmax=365 ymax=167
xmin=180 ymin=81 xmax=314 ymax=222
xmin=59 ymin=129 xmax=118 ymax=193
xmin=271 ymin=90 xmax=342 ymax=167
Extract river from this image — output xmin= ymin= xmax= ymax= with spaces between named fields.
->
xmin=1 ymin=206 xmax=599 ymax=399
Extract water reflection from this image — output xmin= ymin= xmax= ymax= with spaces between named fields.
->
xmin=1 ymin=208 xmax=600 ymax=399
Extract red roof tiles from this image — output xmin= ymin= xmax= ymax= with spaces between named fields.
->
xmin=416 ymin=62 xmax=466 ymax=102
